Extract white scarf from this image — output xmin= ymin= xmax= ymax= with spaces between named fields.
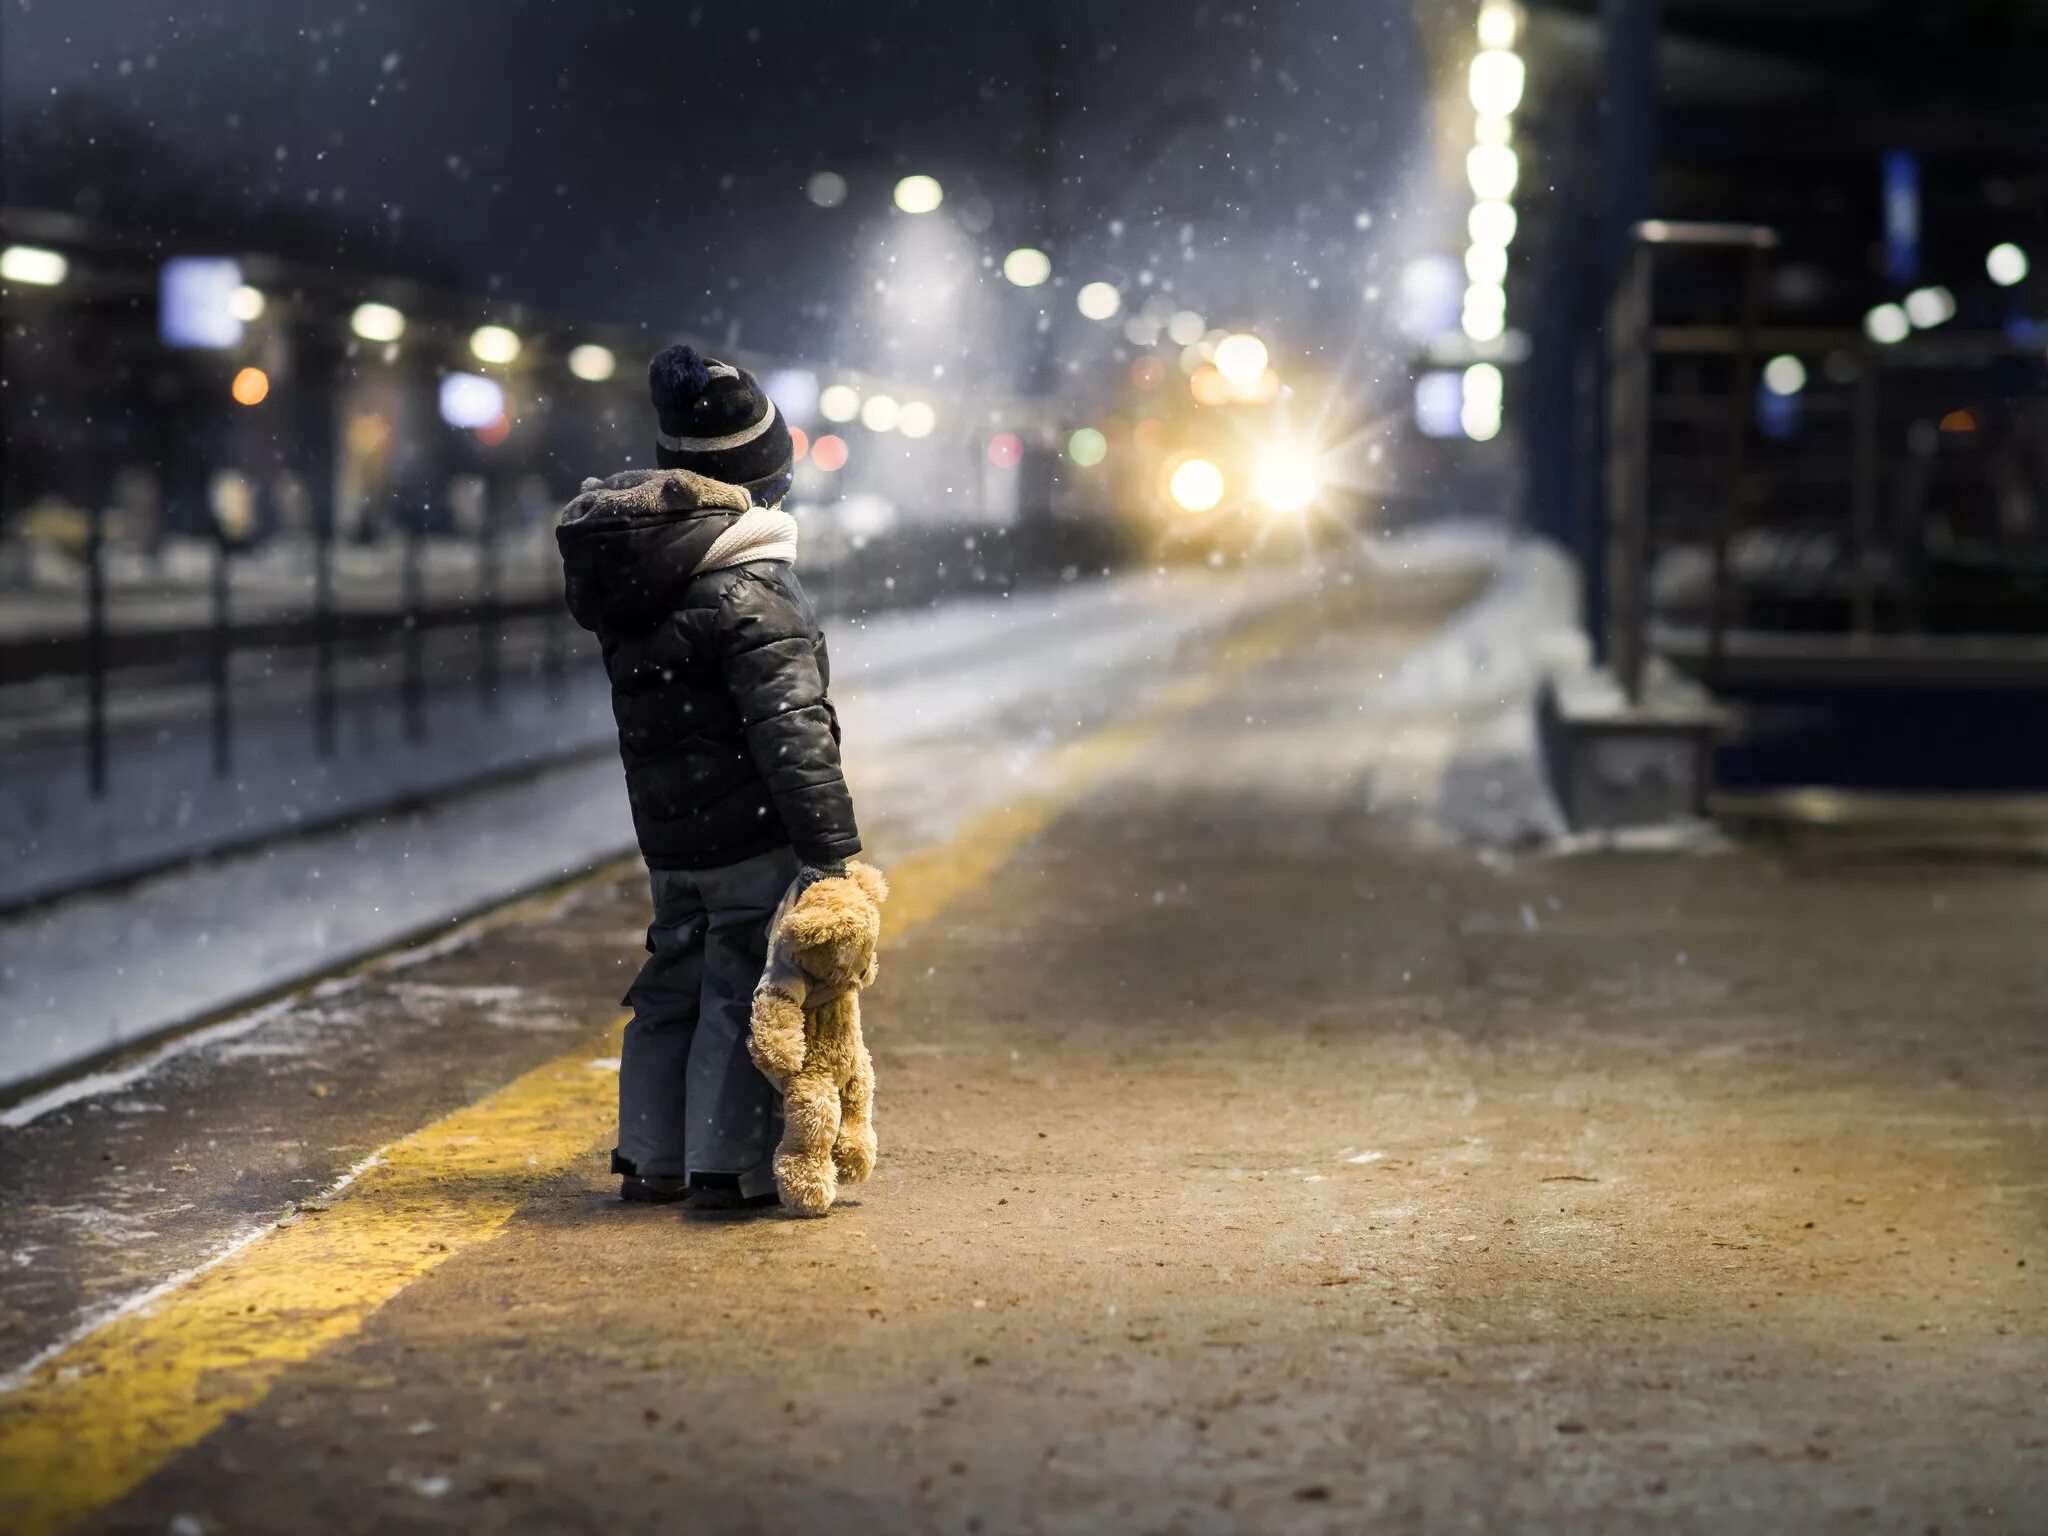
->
xmin=695 ymin=505 xmax=798 ymax=576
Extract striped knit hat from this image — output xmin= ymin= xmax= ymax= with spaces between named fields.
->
xmin=647 ymin=344 xmax=794 ymax=505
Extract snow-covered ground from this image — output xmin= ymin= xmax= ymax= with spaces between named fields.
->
xmin=0 ymin=567 xmax=1293 ymax=1091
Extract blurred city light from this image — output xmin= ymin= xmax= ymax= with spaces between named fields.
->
xmin=1762 ymin=354 xmax=1808 ymax=396
xmin=805 ymin=171 xmax=847 ymax=209
xmin=1130 ymin=355 xmax=1167 ymax=389
xmin=1477 ymin=0 xmax=1523 ymax=49
xmin=860 ymin=393 xmax=901 ymax=432
xmin=160 ymin=257 xmax=246 ymax=349
xmin=1067 ymin=427 xmax=1108 ymax=467
xmin=1415 ymin=371 xmax=1465 ymax=438
xmin=789 ymin=426 xmax=810 ymax=462
xmin=1169 ymin=458 xmax=1225 ymax=512
xmin=810 ymin=434 xmax=849 ymax=472
xmin=1213 ymin=333 xmax=1269 ymax=385
xmin=1189 ymin=364 xmax=1232 ymax=406
xmin=1469 ymin=200 xmax=1518 ymax=249
xmin=819 ymin=384 xmax=861 ymax=423
xmin=1864 ymin=303 xmax=1910 ymax=345
xmin=470 ymin=325 xmax=522 ymax=365
xmin=350 ymin=302 xmax=406 ymax=342
xmin=898 ymin=401 xmax=936 ymax=438
xmin=475 ymin=413 xmax=512 ymax=447
xmin=1462 ymin=281 xmax=1508 ymax=341
xmin=1460 ymin=363 xmax=1505 ymax=441
xmin=1904 ymin=285 xmax=1956 ymax=329
xmin=229 ymin=284 xmax=266 ymax=323
xmin=1166 ymin=310 xmax=1206 ymax=346
xmin=892 ymin=174 xmax=943 ymax=214
xmin=1466 ymin=144 xmax=1520 ymax=201
xmin=1002 ymin=247 xmax=1052 ymax=287
xmin=1468 ymin=49 xmax=1526 ymax=117
xmin=764 ymin=367 xmax=819 ymax=422
xmin=986 ymin=431 xmax=1024 ymax=468
xmin=1474 ymin=114 xmax=1514 ymax=148
xmin=568 ymin=343 xmax=617 ymax=382
xmin=1465 ymin=244 xmax=1508 ymax=285
xmin=438 ymin=372 xmax=506 ymax=429
xmin=1076 ymin=281 xmax=1122 ymax=321
xmin=1987 ymin=242 xmax=2030 ymax=287
xmin=230 ymin=367 xmax=270 ymax=407
xmin=0 ymin=245 xmax=67 ymax=286
xmin=1253 ymin=453 xmax=1316 ymax=512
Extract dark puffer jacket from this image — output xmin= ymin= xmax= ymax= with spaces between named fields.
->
xmin=556 ymin=469 xmax=860 ymax=871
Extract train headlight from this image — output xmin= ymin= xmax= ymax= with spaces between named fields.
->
xmin=1168 ymin=458 xmax=1226 ymax=513
xmin=1254 ymin=454 xmax=1317 ymax=513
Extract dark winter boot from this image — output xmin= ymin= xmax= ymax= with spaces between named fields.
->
xmin=685 ymin=1171 xmax=780 ymax=1211
xmin=613 ymin=1148 xmax=690 ymax=1204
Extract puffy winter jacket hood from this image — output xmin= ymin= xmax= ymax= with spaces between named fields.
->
xmin=556 ymin=468 xmax=753 ymax=635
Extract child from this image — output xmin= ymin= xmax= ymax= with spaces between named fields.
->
xmin=557 ymin=346 xmax=862 ymax=1207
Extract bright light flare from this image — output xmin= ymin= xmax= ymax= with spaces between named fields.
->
xmin=1465 ymin=244 xmax=1508 ymax=285
xmin=470 ymin=325 xmax=522 ymax=365
xmin=1468 ymin=49 xmax=1526 ymax=117
xmin=893 ymin=174 xmax=943 ymax=214
xmin=1469 ymin=200 xmax=1518 ymax=249
xmin=1213 ymin=332 xmax=1270 ymax=385
xmin=0 ymin=245 xmax=67 ymax=286
xmin=1987 ymin=243 xmax=2029 ymax=287
xmin=1467 ymin=144 xmax=1520 ymax=201
xmin=1077 ymin=281 xmax=1122 ymax=321
xmin=1762 ymin=355 xmax=1807 ymax=396
xmin=1904 ymin=285 xmax=1956 ymax=329
xmin=350 ymin=302 xmax=406 ymax=342
xmin=1002 ymin=247 xmax=1051 ymax=287
xmin=1864 ymin=303 xmax=1910 ymax=345
xmin=899 ymin=401 xmax=936 ymax=438
xmin=819 ymin=384 xmax=861 ymax=423
xmin=860 ymin=394 xmax=900 ymax=432
xmin=568 ymin=343 xmax=616 ymax=382
xmin=1253 ymin=453 xmax=1316 ymax=513
xmin=229 ymin=285 xmax=266 ymax=322
xmin=1169 ymin=458 xmax=1225 ymax=513
xmin=1477 ymin=0 xmax=1522 ymax=49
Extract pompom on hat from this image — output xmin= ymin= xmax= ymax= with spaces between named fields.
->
xmin=647 ymin=343 xmax=794 ymax=505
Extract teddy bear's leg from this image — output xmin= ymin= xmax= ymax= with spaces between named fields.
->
xmin=833 ymin=1044 xmax=878 ymax=1185
xmin=774 ymin=1070 xmax=842 ymax=1216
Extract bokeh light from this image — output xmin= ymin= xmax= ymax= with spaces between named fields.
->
xmin=1213 ymin=333 xmax=1269 ymax=384
xmin=228 ymin=285 xmax=266 ymax=323
xmin=1130 ymin=355 xmax=1167 ymax=390
xmin=1067 ymin=427 xmax=1108 ymax=467
xmin=898 ymin=401 xmax=936 ymax=439
xmin=1762 ymin=355 xmax=1807 ymax=396
xmin=1469 ymin=200 xmax=1518 ymax=249
xmin=1987 ymin=243 xmax=2030 ymax=287
xmin=789 ymin=426 xmax=810 ymax=462
xmin=893 ymin=174 xmax=943 ymax=214
xmin=811 ymin=434 xmax=849 ymax=472
xmin=806 ymin=171 xmax=847 ymax=208
xmin=1864 ymin=303 xmax=1910 ymax=345
xmin=987 ymin=431 xmax=1024 ymax=468
xmin=470 ymin=325 xmax=522 ymax=365
xmin=1169 ymin=458 xmax=1225 ymax=513
xmin=1468 ymin=49 xmax=1526 ymax=117
xmin=819 ymin=384 xmax=861 ymax=423
xmin=1076 ymin=282 xmax=1122 ymax=321
xmin=1002 ymin=248 xmax=1052 ymax=287
xmin=1466 ymin=144 xmax=1520 ymax=200
xmin=1189 ymin=365 xmax=1232 ymax=406
xmin=568 ymin=344 xmax=616 ymax=382
xmin=230 ymin=367 xmax=270 ymax=407
xmin=349 ymin=302 xmax=405 ymax=342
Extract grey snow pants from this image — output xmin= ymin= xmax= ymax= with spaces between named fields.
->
xmin=616 ymin=846 xmax=800 ymax=1198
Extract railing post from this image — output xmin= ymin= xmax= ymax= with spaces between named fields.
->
xmin=1707 ymin=238 xmax=1768 ymax=686
xmin=313 ymin=490 xmax=336 ymax=758
xmin=403 ymin=514 xmax=427 ymax=743
xmin=211 ymin=525 xmax=233 ymax=778
xmin=85 ymin=499 xmax=108 ymax=799
xmin=1605 ymin=237 xmax=1654 ymax=705
xmin=1851 ymin=350 xmax=1879 ymax=641
xmin=477 ymin=490 xmax=499 ymax=715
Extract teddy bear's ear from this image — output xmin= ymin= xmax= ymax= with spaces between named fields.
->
xmin=847 ymin=861 xmax=889 ymax=906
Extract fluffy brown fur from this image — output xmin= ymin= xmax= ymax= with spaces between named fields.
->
xmin=748 ymin=862 xmax=887 ymax=1215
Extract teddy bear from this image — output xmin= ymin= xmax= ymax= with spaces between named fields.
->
xmin=748 ymin=863 xmax=888 ymax=1215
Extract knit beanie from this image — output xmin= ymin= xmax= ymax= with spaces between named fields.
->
xmin=647 ymin=343 xmax=794 ymax=505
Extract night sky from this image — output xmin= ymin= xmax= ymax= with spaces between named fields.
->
xmin=1 ymin=0 xmax=1435 ymax=388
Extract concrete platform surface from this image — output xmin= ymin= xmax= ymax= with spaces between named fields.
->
xmin=2 ymin=567 xmax=2045 ymax=1535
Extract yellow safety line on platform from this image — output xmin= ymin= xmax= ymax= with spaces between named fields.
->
xmin=0 ymin=614 xmax=1290 ymax=1536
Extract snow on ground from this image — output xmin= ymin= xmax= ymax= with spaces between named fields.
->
xmin=0 ymin=567 xmax=1290 ymax=1093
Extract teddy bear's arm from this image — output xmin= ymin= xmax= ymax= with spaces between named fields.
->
xmin=748 ymin=983 xmax=808 ymax=1081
